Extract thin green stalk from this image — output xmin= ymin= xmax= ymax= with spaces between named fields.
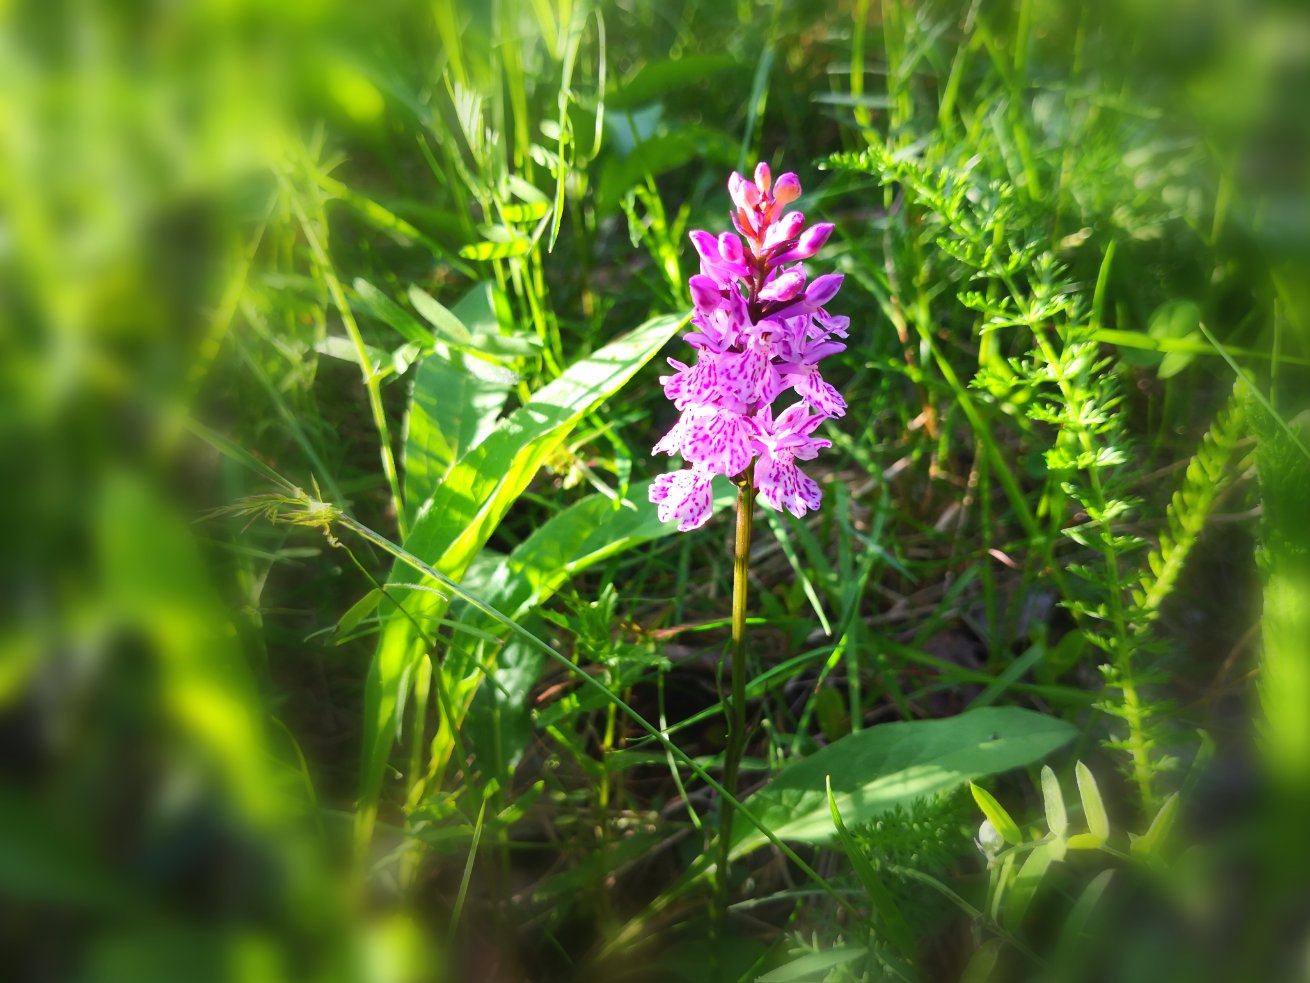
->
xmin=718 ymin=464 xmax=756 ymax=928
xmin=447 ymin=795 xmax=487 ymax=951
xmin=282 ymin=168 xmax=409 ymax=540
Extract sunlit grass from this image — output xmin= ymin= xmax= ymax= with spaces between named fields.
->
xmin=4 ymin=1 xmax=1309 ymax=981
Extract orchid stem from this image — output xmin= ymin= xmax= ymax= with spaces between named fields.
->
xmin=718 ymin=461 xmax=755 ymax=935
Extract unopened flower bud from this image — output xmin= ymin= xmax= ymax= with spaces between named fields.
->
xmin=754 ymin=161 xmax=772 ymax=192
xmin=774 ymin=211 xmax=806 ymax=241
xmin=804 ymin=273 xmax=844 ymax=308
xmin=773 ymin=220 xmax=833 ymax=263
xmin=729 ymin=171 xmax=761 ymax=210
xmin=787 ymin=223 xmax=834 ymax=261
xmin=976 ymin=819 xmax=1004 ymax=859
xmin=760 ymin=269 xmax=806 ymax=303
xmin=688 ymin=230 xmax=719 ymax=264
xmin=773 ymin=172 xmax=801 ymax=206
xmin=688 ymin=274 xmax=724 ymax=311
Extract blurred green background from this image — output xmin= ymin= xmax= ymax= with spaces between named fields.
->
xmin=3 ymin=0 xmax=1310 ymax=981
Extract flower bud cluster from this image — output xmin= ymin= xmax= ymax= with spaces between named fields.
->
xmin=651 ymin=164 xmax=848 ymax=530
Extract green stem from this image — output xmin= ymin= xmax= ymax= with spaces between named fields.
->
xmin=718 ymin=463 xmax=755 ymax=932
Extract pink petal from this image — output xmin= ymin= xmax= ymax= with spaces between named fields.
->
xmin=653 ymin=415 xmax=688 ymax=456
xmin=755 ymin=452 xmax=822 ymax=518
xmin=682 ymin=409 xmax=757 ymax=477
xmin=790 ymin=364 xmax=847 ymax=417
xmin=650 ymin=469 xmax=715 ymax=531
xmin=689 ymin=274 xmax=724 ymax=312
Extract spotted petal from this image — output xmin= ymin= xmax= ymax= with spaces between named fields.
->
xmin=650 ymin=468 xmax=715 ymax=531
xmin=755 ymin=450 xmax=822 ymax=518
xmin=787 ymin=363 xmax=847 ymax=417
xmin=681 ymin=408 xmax=758 ymax=476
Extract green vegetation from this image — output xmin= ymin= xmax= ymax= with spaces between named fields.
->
xmin=4 ymin=1 xmax=1309 ymax=981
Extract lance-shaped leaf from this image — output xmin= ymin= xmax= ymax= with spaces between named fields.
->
xmin=732 ymin=707 xmax=1074 ymax=855
xmin=356 ymin=314 xmax=685 ymax=838
xmin=404 ymin=353 xmax=513 ymax=521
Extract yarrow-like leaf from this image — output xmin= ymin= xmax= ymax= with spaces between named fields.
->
xmin=651 ymin=163 xmax=847 ymax=529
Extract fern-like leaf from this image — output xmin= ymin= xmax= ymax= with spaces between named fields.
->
xmin=1130 ymin=384 xmax=1248 ymax=625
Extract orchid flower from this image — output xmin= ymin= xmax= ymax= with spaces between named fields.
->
xmin=651 ymin=163 xmax=846 ymax=529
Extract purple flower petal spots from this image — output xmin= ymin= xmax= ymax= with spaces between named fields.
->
xmin=791 ymin=365 xmax=847 ymax=417
xmin=756 ymin=450 xmax=822 ymax=517
xmin=682 ymin=408 xmax=757 ymax=476
xmin=651 ymin=162 xmax=850 ymax=528
xmin=650 ymin=467 xmax=715 ymax=531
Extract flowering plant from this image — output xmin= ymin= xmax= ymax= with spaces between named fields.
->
xmin=643 ymin=164 xmax=847 ymax=928
xmin=650 ymin=163 xmax=847 ymax=530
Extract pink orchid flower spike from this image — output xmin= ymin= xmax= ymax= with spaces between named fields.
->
xmin=650 ymin=164 xmax=848 ymax=530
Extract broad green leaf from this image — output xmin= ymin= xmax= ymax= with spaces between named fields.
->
xmin=408 ymin=285 xmax=474 ymax=346
xmin=401 ymin=312 xmax=683 ymax=579
xmin=403 ymin=352 xmax=513 ymax=520
xmin=971 ymin=783 xmax=1023 ymax=847
xmin=1042 ymin=764 xmax=1068 ymax=838
xmin=352 ymin=278 xmax=434 ymax=345
xmin=358 ymin=314 xmax=685 ymax=832
xmin=732 ymin=707 xmax=1074 ymax=854
xmin=1076 ymin=761 xmax=1110 ymax=843
xmin=756 ymin=947 xmax=866 ymax=983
